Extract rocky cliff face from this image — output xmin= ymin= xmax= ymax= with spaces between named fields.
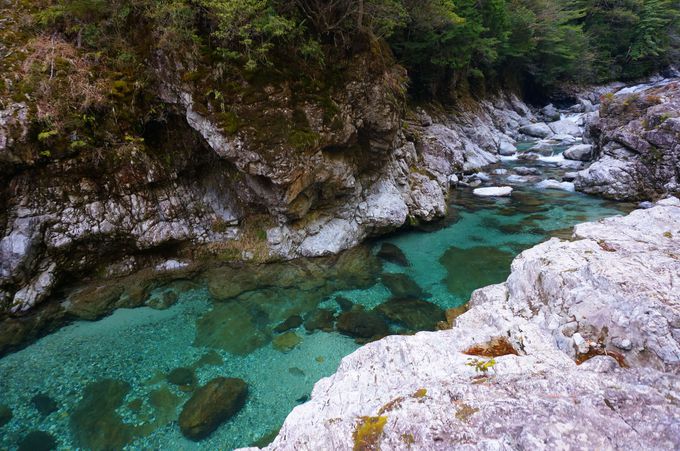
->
xmin=0 ymin=39 xmax=534 ymax=353
xmin=575 ymin=79 xmax=680 ymax=200
xmin=248 ymin=198 xmax=680 ymax=450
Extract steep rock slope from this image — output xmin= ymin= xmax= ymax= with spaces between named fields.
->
xmin=575 ymin=80 xmax=680 ymax=200
xmin=247 ymin=198 xmax=680 ymax=450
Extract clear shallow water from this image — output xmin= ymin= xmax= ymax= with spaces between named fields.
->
xmin=0 ymin=143 xmax=634 ymax=450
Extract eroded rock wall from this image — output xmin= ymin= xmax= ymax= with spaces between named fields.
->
xmin=0 ymin=45 xmax=534 ymax=353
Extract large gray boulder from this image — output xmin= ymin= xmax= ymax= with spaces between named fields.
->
xmin=563 ymin=144 xmax=593 ymax=161
xmin=548 ymin=119 xmax=582 ymax=137
xmin=519 ymin=122 xmax=553 ymax=138
xmin=246 ymin=199 xmax=680 ymax=451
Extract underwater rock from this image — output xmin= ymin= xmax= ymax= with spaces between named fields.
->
xmin=381 ymin=273 xmax=426 ymax=299
xmin=18 ymin=431 xmax=57 ymax=451
xmin=70 ymin=379 xmax=137 ymax=450
xmin=30 ymin=394 xmax=58 ymax=416
xmin=377 ymin=243 xmax=410 ymax=267
xmin=146 ymin=289 xmax=179 ymax=310
xmin=179 ymin=377 xmax=248 ymax=441
xmin=0 ymin=404 xmax=12 ymax=427
xmin=375 ymin=298 xmax=445 ymax=331
xmin=192 ymin=350 xmax=224 ymax=368
xmin=335 ymin=296 xmax=354 ymax=312
xmin=274 ymin=315 xmax=303 ymax=333
xmin=194 ymin=301 xmax=271 ymax=355
xmin=167 ymin=367 xmax=196 ymax=387
xmin=272 ymin=332 xmax=302 ymax=352
xmin=303 ymin=309 xmax=336 ymax=332
xmin=337 ymin=309 xmax=389 ymax=340
xmin=439 ymin=246 xmax=514 ymax=302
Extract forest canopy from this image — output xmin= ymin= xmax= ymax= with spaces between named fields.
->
xmin=22 ymin=0 xmax=680 ymax=97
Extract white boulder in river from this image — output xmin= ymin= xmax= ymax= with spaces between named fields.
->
xmin=472 ymin=186 xmax=513 ymax=197
xmin=244 ymin=198 xmax=680 ymax=451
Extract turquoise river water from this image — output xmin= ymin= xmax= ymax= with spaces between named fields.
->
xmin=0 ymin=143 xmax=634 ymax=450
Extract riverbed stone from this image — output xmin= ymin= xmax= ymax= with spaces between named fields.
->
xmin=381 ymin=273 xmax=426 ymax=299
xmin=303 ymin=309 xmax=336 ymax=332
xmin=30 ymin=394 xmax=58 ymax=416
xmin=439 ymin=246 xmax=514 ymax=301
xmin=272 ymin=332 xmax=302 ymax=352
xmin=70 ymin=379 xmax=136 ymax=450
xmin=194 ymin=302 xmax=271 ymax=355
xmin=167 ymin=367 xmax=196 ymax=387
xmin=336 ymin=308 xmax=389 ymax=340
xmin=0 ymin=404 xmax=11 ymax=427
xmin=18 ymin=431 xmax=57 ymax=451
xmin=375 ymin=298 xmax=445 ymax=331
xmin=274 ymin=315 xmax=303 ymax=333
xmin=376 ymin=243 xmax=409 ymax=267
xmin=179 ymin=377 xmax=248 ymax=441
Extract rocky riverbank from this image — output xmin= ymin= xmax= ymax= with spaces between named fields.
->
xmin=574 ymin=78 xmax=680 ymax=200
xmin=1 ymin=67 xmax=676 ymax=355
xmin=248 ymin=197 xmax=680 ymax=450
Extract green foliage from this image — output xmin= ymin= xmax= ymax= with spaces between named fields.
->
xmin=466 ymin=357 xmax=497 ymax=374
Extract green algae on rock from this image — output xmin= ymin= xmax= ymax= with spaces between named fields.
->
xmin=178 ymin=377 xmax=248 ymax=441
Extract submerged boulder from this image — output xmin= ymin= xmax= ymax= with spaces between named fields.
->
xmin=303 ymin=309 xmax=336 ymax=332
xmin=376 ymin=298 xmax=445 ymax=331
xmin=179 ymin=377 xmax=248 ymax=441
xmin=337 ymin=309 xmax=389 ymax=340
xmin=18 ymin=431 xmax=57 ymax=451
xmin=0 ymin=404 xmax=12 ymax=427
xmin=273 ymin=315 xmax=303 ymax=333
xmin=381 ymin=273 xmax=426 ymax=299
xmin=376 ymin=243 xmax=410 ymax=267
xmin=167 ymin=367 xmax=197 ymax=387
xmin=272 ymin=332 xmax=302 ymax=352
